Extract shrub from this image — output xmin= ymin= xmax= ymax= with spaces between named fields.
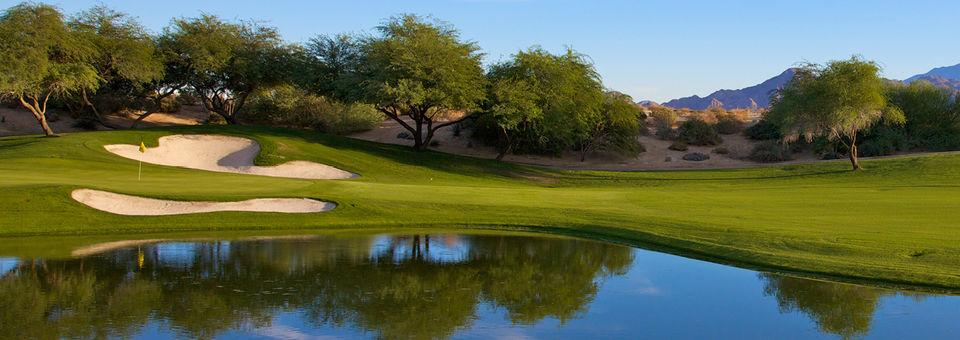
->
xmin=244 ymin=86 xmax=382 ymax=135
xmin=714 ymin=114 xmax=745 ymax=134
xmin=713 ymin=146 xmax=729 ymax=154
xmin=887 ymin=80 xmax=960 ymax=151
xmin=858 ymin=124 xmax=907 ymax=157
xmin=650 ymin=107 xmax=678 ymax=140
xmin=820 ymin=151 xmax=843 ymax=160
xmin=749 ymin=140 xmax=791 ymax=163
xmin=314 ymin=100 xmax=382 ymax=135
xmin=668 ymin=140 xmax=688 ymax=151
xmin=744 ymin=119 xmax=781 ymax=140
xmin=157 ymin=95 xmax=181 ymax=113
xmin=682 ymin=152 xmax=710 ymax=161
xmin=677 ymin=118 xmax=722 ymax=145
xmin=204 ymin=114 xmax=227 ymax=125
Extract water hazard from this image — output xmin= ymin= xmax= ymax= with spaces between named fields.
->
xmin=0 ymin=232 xmax=957 ymax=339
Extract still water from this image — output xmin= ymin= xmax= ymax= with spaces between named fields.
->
xmin=0 ymin=232 xmax=957 ymax=339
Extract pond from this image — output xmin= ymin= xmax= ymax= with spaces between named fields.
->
xmin=0 ymin=232 xmax=957 ymax=339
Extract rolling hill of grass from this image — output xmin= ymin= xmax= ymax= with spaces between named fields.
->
xmin=1 ymin=126 xmax=959 ymax=291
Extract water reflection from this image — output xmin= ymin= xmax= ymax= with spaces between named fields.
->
xmin=0 ymin=233 xmax=951 ymax=339
xmin=0 ymin=234 xmax=632 ymax=339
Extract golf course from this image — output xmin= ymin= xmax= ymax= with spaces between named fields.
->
xmin=2 ymin=126 xmax=959 ymax=291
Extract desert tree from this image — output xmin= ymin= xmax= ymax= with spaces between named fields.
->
xmin=0 ymin=3 xmax=98 ymax=136
xmin=768 ymin=57 xmax=903 ymax=170
xmin=162 ymin=15 xmax=290 ymax=124
xmin=885 ymin=80 xmax=960 ymax=150
xmin=479 ymin=48 xmax=633 ymax=159
xmin=578 ymin=91 xmax=645 ymax=161
xmin=70 ymin=5 xmax=163 ymax=128
xmin=482 ymin=74 xmax=541 ymax=160
xmin=300 ymin=34 xmax=363 ymax=101
xmin=351 ymin=14 xmax=486 ymax=150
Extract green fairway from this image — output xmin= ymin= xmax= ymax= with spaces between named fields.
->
xmin=1 ymin=126 xmax=959 ymax=291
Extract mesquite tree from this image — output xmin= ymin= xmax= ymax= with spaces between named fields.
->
xmin=350 ymin=15 xmax=486 ymax=150
xmin=0 ymin=3 xmax=98 ymax=136
xmin=768 ymin=57 xmax=904 ymax=170
xmin=70 ymin=5 xmax=163 ymax=128
xmin=163 ymin=15 xmax=289 ymax=124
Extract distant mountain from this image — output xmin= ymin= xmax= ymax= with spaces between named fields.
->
xmin=663 ymin=68 xmax=796 ymax=110
xmin=905 ymin=63 xmax=960 ymax=84
xmin=904 ymin=63 xmax=960 ymax=92
xmin=636 ymin=100 xmax=660 ymax=108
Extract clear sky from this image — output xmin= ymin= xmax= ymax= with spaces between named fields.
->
xmin=13 ymin=0 xmax=960 ymax=102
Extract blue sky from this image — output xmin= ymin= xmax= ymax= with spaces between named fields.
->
xmin=15 ymin=0 xmax=960 ymax=102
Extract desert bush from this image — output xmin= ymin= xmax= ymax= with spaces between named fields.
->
xmin=886 ymin=81 xmax=960 ymax=151
xmin=714 ymin=113 xmax=746 ymax=134
xmin=820 ymin=151 xmax=843 ymax=160
xmin=668 ymin=140 xmax=688 ymax=151
xmin=749 ymin=140 xmax=791 ymax=163
xmin=204 ymin=113 xmax=227 ymax=125
xmin=677 ymin=118 xmax=722 ymax=145
xmin=858 ymin=125 xmax=907 ymax=157
xmin=744 ymin=119 xmax=781 ymax=140
xmin=157 ymin=95 xmax=181 ymax=113
xmin=313 ymin=99 xmax=382 ymax=135
xmin=650 ymin=107 xmax=678 ymax=140
xmin=682 ymin=152 xmax=710 ymax=161
xmin=244 ymin=86 xmax=381 ymax=134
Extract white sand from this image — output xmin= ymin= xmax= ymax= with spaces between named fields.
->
xmin=72 ymin=189 xmax=335 ymax=216
xmin=104 ymin=134 xmax=357 ymax=179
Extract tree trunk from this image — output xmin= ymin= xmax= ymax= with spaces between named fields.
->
xmin=37 ymin=114 xmax=55 ymax=137
xmin=130 ymin=111 xmax=156 ymax=128
xmin=222 ymin=113 xmax=238 ymax=125
xmin=18 ymin=95 xmax=56 ymax=137
xmin=849 ymin=144 xmax=861 ymax=170
xmin=495 ymin=126 xmax=511 ymax=161
xmin=413 ymin=118 xmax=424 ymax=150
xmin=81 ymin=89 xmax=119 ymax=130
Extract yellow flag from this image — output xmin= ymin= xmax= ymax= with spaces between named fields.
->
xmin=139 ymin=141 xmax=146 ymax=153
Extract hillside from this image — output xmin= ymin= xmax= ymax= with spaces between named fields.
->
xmin=904 ymin=63 xmax=960 ymax=91
xmin=905 ymin=63 xmax=960 ymax=84
xmin=662 ymin=69 xmax=795 ymax=110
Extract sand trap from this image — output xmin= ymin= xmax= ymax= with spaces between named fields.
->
xmin=104 ymin=134 xmax=356 ymax=179
xmin=72 ymin=189 xmax=335 ymax=216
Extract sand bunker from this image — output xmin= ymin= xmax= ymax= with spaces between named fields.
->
xmin=72 ymin=189 xmax=335 ymax=216
xmin=104 ymin=134 xmax=356 ymax=179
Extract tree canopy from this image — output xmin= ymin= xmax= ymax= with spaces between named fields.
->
xmin=0 ymin=3 xmax=98 ymax=136
xmin=477 ymin=47 xmax=642 ymax=160
xmin=69 ymin=5 xmax=163 ymax=127
xmin=162 ymin=15 xmax=291 ymax=124
xmin=349 ymin=14 xmax=487 ymax=150
xmin=767 ymin=57 xmax=904 ymax=170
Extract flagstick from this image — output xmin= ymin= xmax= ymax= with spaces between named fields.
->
xmin=138 ymin=153 xmax=142 ymax=181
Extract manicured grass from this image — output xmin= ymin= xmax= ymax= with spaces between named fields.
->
xmin=1 ymin=125 xmax=959 ymax=290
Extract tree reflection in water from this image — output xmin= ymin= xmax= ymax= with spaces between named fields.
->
xmin=758 ymin=273 xmax=931 ymax=339
xmin=0 ymin=234 xmax=634 ymax=339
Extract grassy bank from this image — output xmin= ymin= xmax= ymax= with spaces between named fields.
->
xmin=1 ymin=126 xmax=959 ymax=290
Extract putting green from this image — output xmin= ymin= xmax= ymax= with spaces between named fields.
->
xmin=1 ymin=125 xmax=959 ymax=290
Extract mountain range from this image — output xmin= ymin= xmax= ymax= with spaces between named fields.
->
xmin=655 ymin=63 xmax=960 ymax=110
